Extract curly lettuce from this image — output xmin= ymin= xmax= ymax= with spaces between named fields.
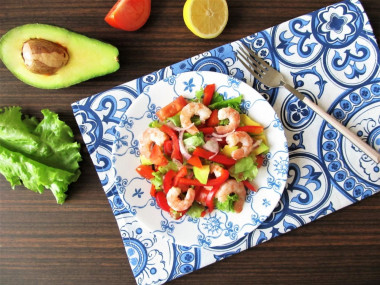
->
xmin=150 ymin=161 xmax=178 ymax=190
xmin=183 ymin=132 xmax=205 ymax=152
xmin=0 ymin=107 xmax=82 ymax=204
xmin=165 ymin=113 xmax=181 ymax=127
xmin=193 ymin=86 xmax=243 ymax=112
xmin=229 ymin=156 xmax=259 ymax=182
xmin=208 ymin=94 xmax=243 ymax=112
xmin=187 ymin=202 xmax=205 ymax=218
xmin=215 ymin=194 xmax=239 ymax=212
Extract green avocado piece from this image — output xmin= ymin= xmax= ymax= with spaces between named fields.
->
xmin=252 ymin=141 xmax=269 ymax=156
xmin=193 ymin=164 xmax=210 ymax=184
xmin=0 ymin=23 xmax=119 ymax=89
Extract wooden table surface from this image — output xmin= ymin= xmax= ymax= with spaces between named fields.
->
xmin=1 ymin=0 xmax=379 ymax=284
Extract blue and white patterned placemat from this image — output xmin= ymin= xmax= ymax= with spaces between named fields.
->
xmin=72 ymin=0 xmax=380 ymax=284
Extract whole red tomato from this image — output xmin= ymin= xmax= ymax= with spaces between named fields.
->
xmin=105 ymin=0 xmax=151 ymax=31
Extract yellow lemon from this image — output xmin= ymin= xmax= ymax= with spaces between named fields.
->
xmin=183 ymin=0 xmax=229 ymax=39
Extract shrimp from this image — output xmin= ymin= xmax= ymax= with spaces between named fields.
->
xmin=215 ymin=179 xmax=246 ymax=213
xmin=226 ymin=131 xmax=254 ymax=160
xmin=139 ymin=128 xmax=168 ymax=160
xmin=180 ymin=102 xmax=212 ymax=135
xmin=167 ymin=186 xmax=195 ymax=212
xmin=210 ymin=164 xmax=225 ymax=178
xmin=215 ymin=107 xmax=240 ymax=134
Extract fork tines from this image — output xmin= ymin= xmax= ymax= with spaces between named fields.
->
xmin=236 ymin=43 xmax=270 ymax=81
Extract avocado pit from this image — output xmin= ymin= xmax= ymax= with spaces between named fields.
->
xmin=22 ymin=39 xmax=69 ymax=75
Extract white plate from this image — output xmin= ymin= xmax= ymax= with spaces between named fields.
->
xmin=111 ymin=71 xmax=289 ymax=247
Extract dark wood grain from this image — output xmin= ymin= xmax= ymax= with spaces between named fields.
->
xmin=1 ymin=1 xmax=379 ymax=284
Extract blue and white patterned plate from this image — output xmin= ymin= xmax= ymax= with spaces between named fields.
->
xmin=110 ymin=71 xmax=289 ymax=247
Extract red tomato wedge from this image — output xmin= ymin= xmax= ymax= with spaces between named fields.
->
xmin=187 ymin=155 xmax=203 ymax=168
xmin=203 ymin=84 xmax=215 ymax=106
xmin=156 ymin=96 xmax=187 ymax=122
xmin=105 ymin=0 xmax=151 ymax=31
xmin=206 ymin=109 xmax=219 ymax=126
xmin=135 ymin=164 xmax=154 ymax=179
xmin=150 ymin=144 xmax=168 ymax=166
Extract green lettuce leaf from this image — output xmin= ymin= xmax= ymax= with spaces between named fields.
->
xmin=208 ymin=95 xmax=243 ymax=112
xmin=183 ymin=132 xmax=204 ymax=152
xmin=150 ymin=161 xmax=178 ymax=189
xmin=215 ymin=194 xmax=239 ymax=212
xmin=195 ymin=88 xmax=204 ymax=101
xmin=0 ymin=107 xmax=82 ymax=204
xmin=165 ymin=113 xmax=181 ymax=127
xmin=149 ymin=120 xmax=162 ymax=128
xmin=229 ymin=156 xmax=258 ymax=182
xmin=187 ymin=202 xmax=205 ymax=218
xmin=210 ymin=91 xmax=224 ymax=104
xmin=190 ymin=115 xmax=202 ymax=126
xmin=219 ymin=118 xmax=229 ymax=126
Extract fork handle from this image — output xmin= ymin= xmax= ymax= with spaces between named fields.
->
xmin=283 ymin=83 xmax=380 ymax=163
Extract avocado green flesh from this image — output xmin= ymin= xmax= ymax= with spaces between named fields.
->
xmin=0 ymin=24 xmax=119 ymax=89
xmin=193 ymin=165 xmax=210 ymax=184
xmin=252 ymin=142 xmax=269 ymax=156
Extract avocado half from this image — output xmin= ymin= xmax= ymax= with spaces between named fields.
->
xmin=0 ymin=23 xmax=119 ymax=89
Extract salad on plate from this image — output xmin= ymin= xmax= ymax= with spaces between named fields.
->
xmin=135 ymin=83 xmax=269 ymax=220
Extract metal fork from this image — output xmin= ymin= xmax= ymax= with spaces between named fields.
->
xmin=236 ymin=43 xmax=380 ymax=163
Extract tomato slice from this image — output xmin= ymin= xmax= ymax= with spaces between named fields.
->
xmin=156 ymin=96 xmax=188 ymax=122
xmin=150 ymin=144 xmax=168 ymax=166
xmin=135 ymin=164 xmax=154 ymax=179
xmin=187 ymin=155 xmax=203 ymax=169
xmin=203 ymin=84 xmax=215 ymax=106
xmin=105 ymin=0 xmax=151 ymax=31
xmin=206 ymin=109 xmax=219 ymax=126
